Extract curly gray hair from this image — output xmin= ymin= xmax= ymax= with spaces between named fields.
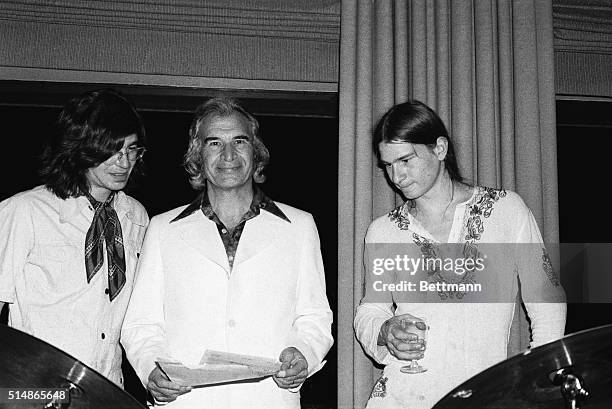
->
xmin=184 ymin=97 xmax=270 ymax=190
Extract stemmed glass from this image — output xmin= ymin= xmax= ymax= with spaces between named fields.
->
xmin=398 ymin=316 xmax=428 ymax=374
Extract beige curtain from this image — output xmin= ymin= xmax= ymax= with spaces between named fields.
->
xmin=337 ymin=0 xmax=559 ymax=408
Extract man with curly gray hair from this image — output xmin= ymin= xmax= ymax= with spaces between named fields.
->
xmin=121 ymin=97 xmax=333 ymax=409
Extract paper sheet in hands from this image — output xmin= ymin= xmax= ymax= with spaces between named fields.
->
xmin=156 ymin=350 xmax=282 ymax=387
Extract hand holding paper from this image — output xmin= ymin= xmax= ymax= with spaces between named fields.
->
xmin=273 ymin=347 xmax=308 ymax=390
xmin=148 ymin=366 xmax=192 ymax=404
xmin=156 ymin=350 xmax=282 ymax=388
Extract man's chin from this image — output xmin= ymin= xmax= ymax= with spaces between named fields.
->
xmin=106 ymin=182 xmax=128 ymax=192
xmin=399 ymin=188 xmax=416 ymax=199
xmin=208 ymin=178 xmax=251 ymax=191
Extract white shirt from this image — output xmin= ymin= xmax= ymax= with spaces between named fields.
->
xmin=354 ymin=187 xmax=566 ymax=409
xmin=0 ymin=185 xmax=149 ymax=386
xmin=121 ymin=199 xmax=333 ymax=409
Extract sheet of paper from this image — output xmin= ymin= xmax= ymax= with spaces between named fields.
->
xmin=156 ymin=350 xmax=281 ymax=387
xmin=200 ymin=350 xmax=281 ymax=373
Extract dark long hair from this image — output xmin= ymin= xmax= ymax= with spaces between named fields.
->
xmin=373 ymin=100 xmax=461 ymax=181
xmin=40 ymin=89 xmax=146 ymax=199
xmin=184 ymin=96 xmax=270 ymax=190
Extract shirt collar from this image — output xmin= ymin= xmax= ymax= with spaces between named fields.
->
xmin=170 ymin=184 xmax=290 ymax=224
xmin=58 ymin=190 xmax=146 ymax=226
xmin=58 ymin=194 xmax=90 ymax=223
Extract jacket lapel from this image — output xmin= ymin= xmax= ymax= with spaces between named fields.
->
xmin=175 ymin=214 xmax=231 ymax=275
xmin=233 ymin=211 xmax=284 ymax=268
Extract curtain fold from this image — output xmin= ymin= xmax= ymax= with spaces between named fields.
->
xmin=338 ymin=1 xmax=559 ymax=408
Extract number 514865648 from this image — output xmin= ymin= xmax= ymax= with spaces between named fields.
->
xmin=1 ymin=388 xmax=69 ymax=403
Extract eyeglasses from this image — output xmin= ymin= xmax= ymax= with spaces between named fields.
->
xmin=105 ymin=146 xmax=146 ymax=164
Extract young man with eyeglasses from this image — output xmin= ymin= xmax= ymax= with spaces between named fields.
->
xmin=0 ymin=89 xmax=149 ymax=387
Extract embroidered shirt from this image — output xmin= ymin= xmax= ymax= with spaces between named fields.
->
xmin=171 ymin=185 xmax=290 ymax=269
xmin=355 ymin=186 xmax=566 ymax=409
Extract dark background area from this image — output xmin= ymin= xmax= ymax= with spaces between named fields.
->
xmin=1 ymin=81 xmax=611 ymax=407
xmin=0 ymin=81 xmax=338 ymax=408
xmin=556 ymin=99 xmax=612 ymax=335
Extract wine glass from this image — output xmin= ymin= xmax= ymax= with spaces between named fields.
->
xmin=398 ymin=316 xmax=428 ymax=374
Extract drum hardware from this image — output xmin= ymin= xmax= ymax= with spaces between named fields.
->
xmin=0 ymin=324 xmax=145 ymax=409
xmin=549 ymin=367 xmax=590 ymax=409
xmin=433 ymin=324 xmax=612 ymax=408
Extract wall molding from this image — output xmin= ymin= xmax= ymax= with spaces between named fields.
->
xmin=0 ymin=1 xmax=340 ymax=86
xmin=0 ymin=66 xmax=338 ymax=93
xmin=553 ymin=0 xmax=612 ymax=97
xmin=0 ymin=0 xmax=340 ymax=41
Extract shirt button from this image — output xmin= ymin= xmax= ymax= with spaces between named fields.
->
xmin=104 ymin=288 xmax=109 ymax=294
xmin=228 ymin=255 xmax=234 ymax=262
xmin=101 ymin=332 xmax=106 ymax=339
xmin=221 ymin=228 xmax=227 ymax=234
xmin=228 ymin=319 xmax=236 ymax=327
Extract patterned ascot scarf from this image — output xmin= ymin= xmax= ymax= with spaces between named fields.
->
xmin=84 ymin=192 xmax=126 ymax=301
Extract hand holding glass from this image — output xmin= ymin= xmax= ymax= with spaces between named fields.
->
xmin=398 ymin=316 xmax=428 ymax=374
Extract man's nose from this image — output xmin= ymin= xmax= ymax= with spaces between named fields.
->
xmin=221 ymin=143 xmax=235 ymax=161
xmin=391 ymin=162 xmax=406 ymax=183
xmin=116 ymin=152 xmax=131 ymax=168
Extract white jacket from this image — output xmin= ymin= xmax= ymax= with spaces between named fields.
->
xmin=121 ymin=199 xmax=333 ymax=409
